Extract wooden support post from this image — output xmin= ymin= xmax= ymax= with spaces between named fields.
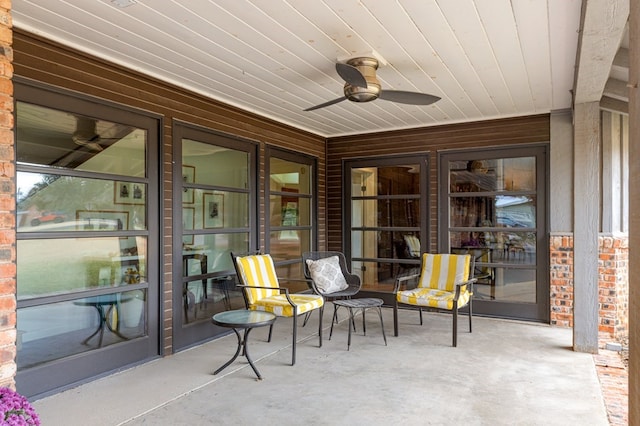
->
xmin=573 ymin=101 xmax=600 ymax=353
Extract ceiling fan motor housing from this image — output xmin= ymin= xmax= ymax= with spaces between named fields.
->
xmin=343 ymin=57 xmax=381 ymax=102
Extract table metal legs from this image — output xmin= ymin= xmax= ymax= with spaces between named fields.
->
xmin=83 ymin=303 xmax=128 ymax=346
xmin=334 ymin=304 xmax=387 ymax=351
xmin=213 ymin=327 xmax=263 ymax=379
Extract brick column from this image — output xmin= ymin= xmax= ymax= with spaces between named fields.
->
xmin=0 ymin=0 xmax=14 ymax=388
xmin=598 ymin=235 xmax=629 ymax=340
xmin=550 ymin=234 xmax=574 ymax=327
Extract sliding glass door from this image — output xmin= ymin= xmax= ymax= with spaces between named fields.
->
xmin=15 ymin=82 xmax=160 ymax=398
xmin=173 ymin=123 xmax=258 ymax=350
xmin=439 ymin=146 xmax=549 ymax=321
xmin=345 ymin=156 xmax=428 ymax=292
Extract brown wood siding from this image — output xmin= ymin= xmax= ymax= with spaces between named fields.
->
xmin=326 ymin=115 xmax=550 ymax=253
xmin=13 ymin=30 xmax=327 ymax=355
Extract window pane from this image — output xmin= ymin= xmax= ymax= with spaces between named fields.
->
xmin=449 ymin=195 xmax=535 ymax=228
xmin=270 ymin=158 xmax=311 ymax=195
xmin=350 ymin=261 xmax=398 ymax=290
xmin=480 ymin=268 xmax=536 ymax=303
xmin=275 ymin=263 xmax=308 ymax=292
xmin=269 ymin=196 xmax=311 ymax=226
xmin=17 ymin=103 xmax=146 ymax=176
xmin=496 ymin=196 xmax=536 ymax=227
xmin=270 ymin=230 xmax=311 ymax=262
xmin=17 ymin=290 xmax=147 ymax=369
xmin=183 ymin=277 xmax=244 ymax=324
xmin=449 ymin=157 xmax=536 ymax=193
xmin=183 ymin=190 xmax=248 ymax=230
xmin=17 ymin=236 xmax=147 ymax=300
xmin=353 ymin=199 xmax=419 ymax=228
xmin=352 ymin=165 xmax=420 ymax=196
xmin=450 ymin=231 xmax=536 ymax=265
xmin=182 ymin=233 xmax=249 ymax=274
xmin=352 ymin=230 xmax=421 ymax=260
xmin=18 ymin=173 xmax=147 ymax=232
xmin=183 ymin=139 xmax=248 ymax=189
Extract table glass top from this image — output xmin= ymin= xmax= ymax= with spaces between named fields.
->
xmin=212 ymin=309 xmax=276 ymax=326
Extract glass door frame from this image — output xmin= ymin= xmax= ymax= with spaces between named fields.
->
xmin=14 ymin=79 xmax=161 ymax=398
xmin=265 ymin=146 xmax=317 ymax=282
xmin=343 ymin=155 xmax=429 ymax=291
xmin=172 ymin=121 xmax=259 ymax=350
xmin=438 ymin=145 xmax=549 ymax=322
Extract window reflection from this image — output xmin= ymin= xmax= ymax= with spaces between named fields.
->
xmin=17 ymin=103 xmax=146 ymax=176
xmin=16 ymin=291 xmax=147 ymax=369
xmin=183 ymin=139 xmax=249 ymax=189
xmin=349 ymin=162 xmax=423 ymax=289
xmin=17 ymin=173 xmax=147 ymax=233
xmin=446 ymin=154 xmax=539 ymax=305
xmin=449 ymin=158 xmax=536 ymax=192
xmin=449 ymin=195 xmax=536 ymax=228
xmin=17 ymin=237 xmax=147 ymax=300
xmin=267 ymin=153 xmax=314 ymax=269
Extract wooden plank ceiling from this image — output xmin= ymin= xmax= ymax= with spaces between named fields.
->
xmin=11 ymin=0 xmax=628 ymax=138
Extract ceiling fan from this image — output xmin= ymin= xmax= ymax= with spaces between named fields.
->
xmin=304 ymin=57 xmax=441 ymax=111
xmin=71 ymin=117 xmax=134 ymax=152
xmin=72 ymin=117 xmax=107 ymax=151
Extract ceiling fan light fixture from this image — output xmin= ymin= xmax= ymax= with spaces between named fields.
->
xmin=344 ymin=82 xmax=381 ymax=102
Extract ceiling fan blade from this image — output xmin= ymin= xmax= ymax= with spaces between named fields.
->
xmin=335 ymin=63 xmax=367 ymax=88
xmin=303 ymin=96 xmax=348 ymax=112
xmin=379 ymin=90 xmax=441 ymax=105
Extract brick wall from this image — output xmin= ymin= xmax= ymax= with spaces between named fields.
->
xmin=0 ymin=0 xmax=14 ymax=389
xmin=550 ymin=234 xmax=574 ymax=327
xmin=599 ymin=235 xmax=629 ymax=340
xmin=549 ymin=233 xmax=630 ymax=341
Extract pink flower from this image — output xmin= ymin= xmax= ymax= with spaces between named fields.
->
xmin=0 ymin=388 xmax=40 ymax=426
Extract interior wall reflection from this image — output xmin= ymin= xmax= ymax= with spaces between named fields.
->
xmin=181 ymin=139 xmax=251 ymax=324
xmin=267 ymin=154 xmax=314 ymax=289
xmin=348 ymin=161 xmax=424 ymax=291
xmin=16 ymin=101 xmax=150 ymax=370
xmin=448 ymin=157 xmax=538 ymax=303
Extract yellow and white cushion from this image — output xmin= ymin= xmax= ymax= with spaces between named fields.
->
xmin=417 ymin=253 xmax=470 ymax=291
xmin=397 ymin=253 xmax=471 ymax=309
xmin=403 ymin=235 xmax=421 ymax=257
xmin=235 ymin=254 xmax=324 ymax=317
xmin=251 ymin=294 xmax=324 ymax=317
xmin=396 ymin=287 xmax=471 ymax=310
xmin=234 ymin=254 xmax=280 ymax=305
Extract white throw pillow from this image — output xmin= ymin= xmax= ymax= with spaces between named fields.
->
xmin=306 ymin=256 xmax=349 ymax=294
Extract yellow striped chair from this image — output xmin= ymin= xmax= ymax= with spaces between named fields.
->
xmin=393 ymin=253 xmax=476 ymax=347
xmin=232 ymin=253 xmax=324 ymax=365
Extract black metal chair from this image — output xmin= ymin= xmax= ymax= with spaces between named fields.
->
xmin=302 ymin=251 xmax=362 ymax=328
xmin=231 ymin=252 xmax=324 ymax=366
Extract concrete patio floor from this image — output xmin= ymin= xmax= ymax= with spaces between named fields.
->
xmin=32 ymin=307 xmax=609 ymax=425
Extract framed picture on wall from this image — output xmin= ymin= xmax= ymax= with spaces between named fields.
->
xmin=203 ymin=193 xmax=224 ymax=228
xmin=76 ymin=210 xmax=129 ymax=230
xmin=114 ymin=182 xmax=145 ymax=205
xmin=182 ymin=165 xmax=195 ymax=204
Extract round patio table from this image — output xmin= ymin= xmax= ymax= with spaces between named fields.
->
xmin=211 ymin=309 xmax=277 ymax=379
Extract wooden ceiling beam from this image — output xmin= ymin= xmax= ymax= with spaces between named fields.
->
xmin=573 ymin=0 xmax=629 ymax=104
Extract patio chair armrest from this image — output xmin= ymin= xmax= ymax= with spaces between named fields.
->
xmin=453 ymin=278 xmax=477 ymax=299
xmin=394 ymin=273 xmax=420 ymax=293
xmin=237 ymin=284 xmax=298 ymax=306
